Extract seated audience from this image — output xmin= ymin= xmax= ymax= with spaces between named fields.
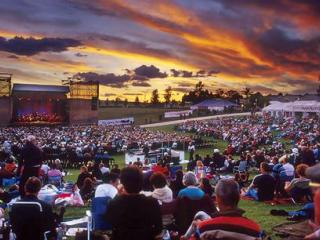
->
xmin=110 ymin=164 xmax=121 ymax=176
xmin=47 ymin=163 xmax=62 ymax=178
xmin=170 ymin=170 xmax=185 ymax=198
xmin=80 ymin=177 xmax=94 ymax=202
xmin=178 ymin=172 xmax=205 ymax=200
xmin=285 ymin=164 xmax=311 ymax=202
xmin=4 ymin=157 xmax=17 ymax=173
xmin=199 ymin=177 xmax=214 ymax=197
xmin=244 ymin=162 xmax=276 ymax=201
xmin=182 ymin=179 xmax=261 ymax=240
xmin=76 ymin=166 xmax=94 ymax=189
xmin=194 ymin=160 xmax=206 ymax=179
xmin=147 ymin=172 xmax=173 ymax=203
xmin=277 ymin=155 xmax=295 ymax=197
xmin=10 ymin=177 xmax=57 ymax=240
xmin=99 ymin=163 xmax=110 ymax=175
xmin=95 ymin=172 xmax=119 ymax=199
xmin=105 ymin=166 xmax=162 ymax=240
xmin=54 ymin=158 xmax=63 ymax=172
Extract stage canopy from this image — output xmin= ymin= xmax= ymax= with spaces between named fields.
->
xmin=190 ymin=99 xmax=238 ymax=111
xmin=12 ymin=84 xmax=69 ymax=93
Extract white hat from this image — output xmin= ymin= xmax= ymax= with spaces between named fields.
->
xmin=214 ymin=149 xmax=220 ymax=153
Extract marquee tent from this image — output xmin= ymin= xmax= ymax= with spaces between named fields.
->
xmin=263 ymin=100 xmax=320 ymax=116
xmin=190 ymin=99 xmax=238 ymax=111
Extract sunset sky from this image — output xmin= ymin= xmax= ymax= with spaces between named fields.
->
xmin=0 ymin=0 xmax=319 ymax=101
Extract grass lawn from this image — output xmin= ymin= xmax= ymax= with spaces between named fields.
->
xmin=62 ymin=126 xmax=303 ymax=239
xmin=64 ymin=151 xmax=302 ymax=239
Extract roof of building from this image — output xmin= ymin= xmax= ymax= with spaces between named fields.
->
xmin=191 ymin=99 xmax=238 ymax=108
xmin=12 ymin=84 xmax=69 ymax=93
xmin=268 ymin=94 xmax=320 ymax=102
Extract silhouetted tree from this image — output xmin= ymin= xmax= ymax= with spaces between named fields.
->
xmin=215 ymin=88 xmax=225 ymax=98
xmin=151 ymin=89 xmax=160 ymax=105
xmin=225 ymin=90 xmax=242 ymax=104
xmin=182 ymin=81 xmax=215 ymax=104
xmin=115 ymin=97 xmax=121 ymax=106
xmin=164 ymin=86 xmax=172 ymax=104
xmin=242 ymin=87 xmax=252 ymax=99
xmin=135 ymin=96 xmax=140 ymax=106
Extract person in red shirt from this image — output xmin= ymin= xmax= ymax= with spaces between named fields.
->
xmin=182 ymin=179 xmax=261 ymax=240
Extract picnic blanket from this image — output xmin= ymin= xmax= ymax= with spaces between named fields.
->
xmin=272 ymin=220 xmax=313 ymax=239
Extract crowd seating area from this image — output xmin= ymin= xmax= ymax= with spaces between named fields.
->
xmin=0 ymin=113 xmax=319 ymax=240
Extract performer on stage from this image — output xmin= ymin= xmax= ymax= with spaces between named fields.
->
xmin=18 ymin=135 xmax=43 ymax=197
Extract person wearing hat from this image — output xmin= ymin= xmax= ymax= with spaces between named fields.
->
xmin=212 ymin=149 xmax=225 ymax=169
xmin=304 ymin=163 xmax=320 ymax=239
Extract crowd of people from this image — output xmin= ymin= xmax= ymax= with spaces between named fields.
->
xmin=0 ymin=125 xmax=193 ymax=168
xmin=0 ymin=113 xmax=319 ymax=239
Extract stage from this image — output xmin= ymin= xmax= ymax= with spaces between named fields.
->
xmin=0 ymin=81 xmax=100 ymax=126
xmin=11 ymin=84 xmax=69 ymax=125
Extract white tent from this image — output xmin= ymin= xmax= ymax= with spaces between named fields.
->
xmin=263 ymin=100 xmax=320 ymax=116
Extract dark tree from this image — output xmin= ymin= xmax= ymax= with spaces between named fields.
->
xmin=151 ymin=89 xmax=160 ymax=104
xmin=164 ymin=86 xmax=172 ymax=104
xmin=135 ymin=96 xmax=140 ymax=106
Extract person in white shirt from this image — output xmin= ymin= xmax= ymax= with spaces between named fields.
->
xmin=148 ymin=172 xmax=173 ymax=203
xmin=99 ymin=163 xmax=110 ymax=175
xmin=95 ymin=172 xmax=119 ymax=199
xmin=40 ymin=163 xmax=50 ymax=175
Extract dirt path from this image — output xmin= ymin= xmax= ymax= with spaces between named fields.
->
xmin=140 ymin=112 xmax=261 ymax=128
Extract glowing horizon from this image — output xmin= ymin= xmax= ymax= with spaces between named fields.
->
xmin=0 ymin=0 xmax=319 ymax=101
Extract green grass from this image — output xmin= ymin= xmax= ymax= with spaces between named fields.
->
xmin=240 ymin=200 xmax=301 ymax=239
xmin=62 ymin=126 xmax=303 ymax=239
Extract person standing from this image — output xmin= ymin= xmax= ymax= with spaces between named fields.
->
xmin=18 ymin=135 xmax=43 ymax=197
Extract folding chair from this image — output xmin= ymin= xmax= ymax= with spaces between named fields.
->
xmin=9 ymin=201 xmax=51 ymax=240
xmin=91 ymin=197 xmax=112 ymax=231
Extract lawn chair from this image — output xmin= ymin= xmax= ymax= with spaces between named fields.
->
xmin=2 ymin=177 xmax=17 ymax=188
xmin=9 ymin=201 xmax=51 ymax=240
xmin=91 ymin=197 xmax=112 ymax=231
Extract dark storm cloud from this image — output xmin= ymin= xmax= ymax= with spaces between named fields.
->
xmin=256 ymin=27 xmax=320 ymax=72
xmin=181 ymin=70 xmax=193 ymax=78
xmin=0 ymin=36 xmax=82 ymax=56
xmin=208 ymin=70 xmax=220 ymax=76
xmin=131 ymin=74 xmax=149 ymax=81
xmin=75 ymin=52 xmax=87 ymax=57
xmin=73 ymin=72 xmax=131 ymax=88
xmin=131 ymin=81 xmax=151 ymax=87
xmin=7 ymin=54 xmax=19 ymax=59
xmin=72 ymin=64 xmax=169 ymax=88
xmin=170 ymin=69 xmax=220 ymax=78
xmin=133 ymin=65 xmax=167 ymax=78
